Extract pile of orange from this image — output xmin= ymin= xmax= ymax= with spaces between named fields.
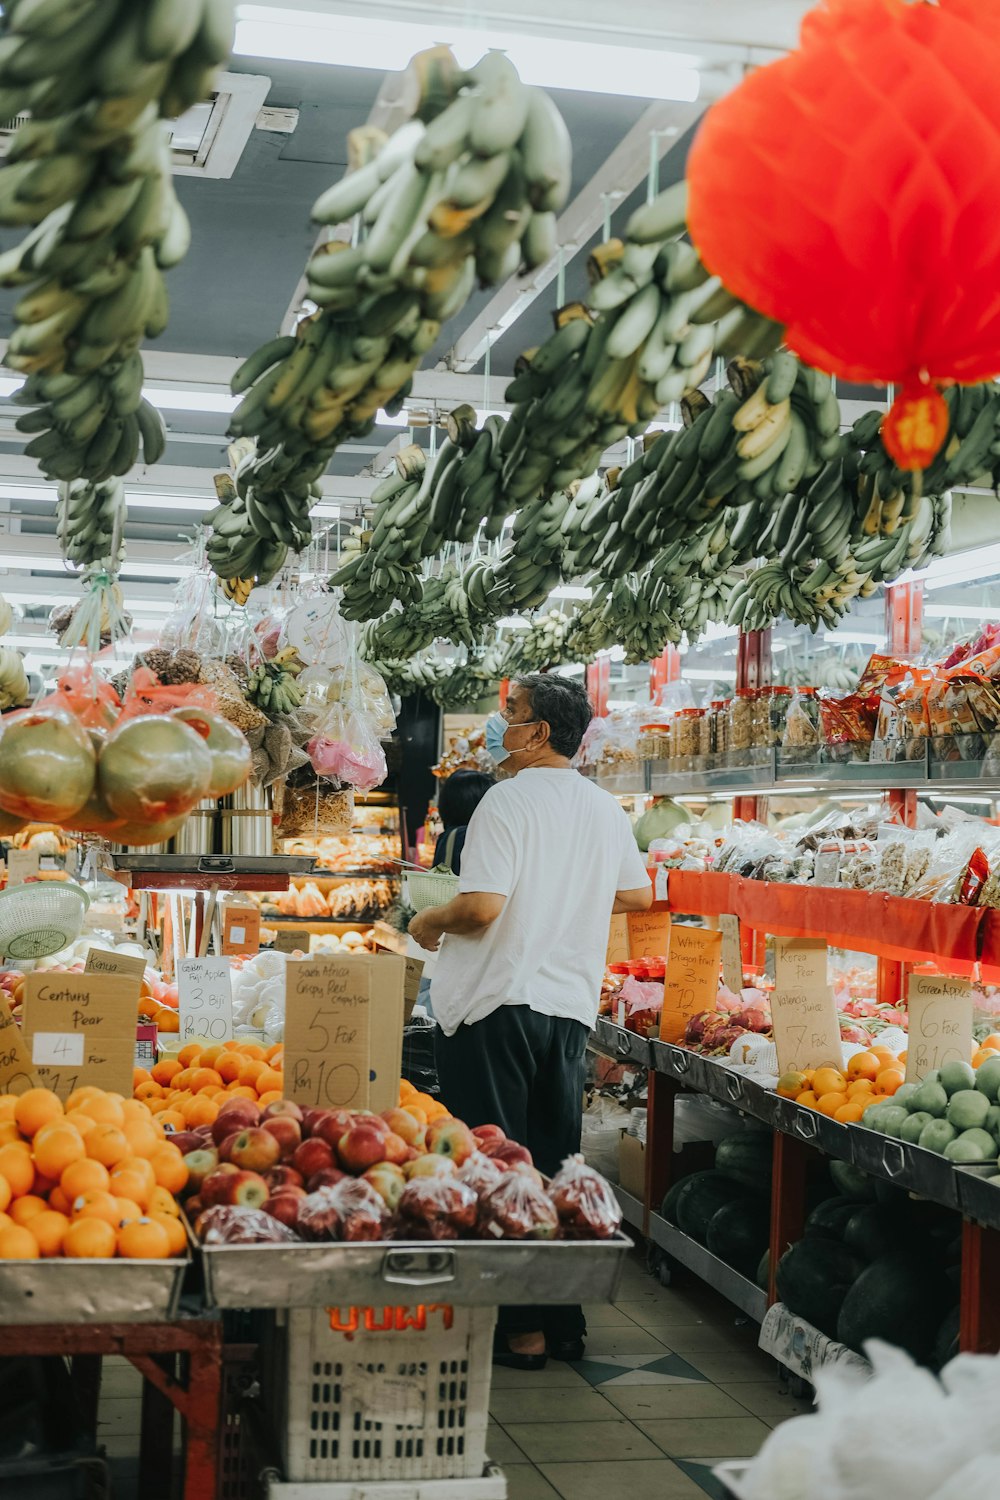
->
xmin=133 ymin=1039 xmax=285 ymax=1131
xmin=0 ymin=1086 xmax=188 ymax=1260
xmin=973 ymin=1032 xmax=1000 ymax=1068
xmin=776 ymin=1048 xmax=908 ymax=1122
xmin=398 ymin=1077 xmax=450 ymax=1124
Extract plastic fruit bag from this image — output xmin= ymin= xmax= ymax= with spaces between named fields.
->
xmin=307 ymin=705 xmax=387 ymax=792
xmin=196 ymin=1205 xmax=299 ymax=1244
xmin=396 ymin=1176 xmax=478 ymax=1239
xmin=548 ymin=1154 xmax=622 ymax=1239
xmin=458 ymin=1151 xmax=506 ymax=1196
xmin=299 ymin=1178 xmax=390 ymax=1242
xmin=479 ymin=1169 xmax=559 ymax=1240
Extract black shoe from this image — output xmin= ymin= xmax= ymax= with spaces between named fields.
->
xmin=493 ymin=1331 xmax=547 ymax=1370
xmin=547 ymin=1339 xmax=586 ymax=1362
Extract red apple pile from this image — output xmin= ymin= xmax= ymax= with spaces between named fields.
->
xmin=180 ymin=1094 xmax=621 ymax=1246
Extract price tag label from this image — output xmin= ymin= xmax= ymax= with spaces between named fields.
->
xmin=905 ymin=971 xmax=973 ymax=1082
xmin=626 ymin=908 xmax=671 ymax=959
xmin=85 ymin=948 xmax=146 ymax=983
xmin=772 ymin=937 xmax=841 ymax=1074
xmin=719 ymin=914 xmax=744 ymax=994
xmin=0 ymin=994 xmax=37 ymax=1095
xmin=7 ymin=850 xmax=39 ymax=886
xmin=606 ymin=914 xmax=630 ymax=965
xmin=273 ymin=930 xmax=306 ymax=955
xmin=660 ymin=926 xmax=722 ymax=1043
xmin=22 ymin=972 xmax=136 ymax=1098
xmin=284 ymin=956 xmax=371 ymax=1111
xmin=222 ymin=904 xmax=261 ymax=955
xmin=32 ymin=1033 xmax=85 ymax=1067
xmin=177 ymin=958 xmax=233 ymax=1045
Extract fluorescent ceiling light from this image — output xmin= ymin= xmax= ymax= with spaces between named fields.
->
xmin=143 ymin=385 xmax=238 ymax=415
xmin=0 ymin=554 xmax=191 ymax=580
xmin=550 ymin=585 xmax=591 ymax=600
xmin=682 ymin=668 xmax=737 ymax=680
xmin=235 ymin=5 xmax=701 ymax=101
xmin=924 ymin=604 xmax=999 ymax=620
xmin=923 ymin=543 xmax=1000 ymax=590
xmin=823 ymin=631 xmax=884 ymax=646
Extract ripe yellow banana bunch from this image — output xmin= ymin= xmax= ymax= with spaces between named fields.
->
xmin=0 ymin=0 xmax=234 ymax=486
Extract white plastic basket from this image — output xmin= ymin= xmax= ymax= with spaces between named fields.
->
xmin=0 ymin=881 xmax=89 ymax=958
xmin=262 ymin=1305 xmax=495 ymax=1485
xmin=265 ymin=1468 xmax=508 ymax=1498
xmin=404 ymin=870 xmax=460 ymax=912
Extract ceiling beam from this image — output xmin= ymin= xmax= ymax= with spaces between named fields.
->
xmin=443 ymin=100 xmax=703 ymax=373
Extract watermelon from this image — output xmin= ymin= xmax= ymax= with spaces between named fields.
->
xmin=714 ymin=1133 xmax=772 ymax=1196
xmin=776 ymin=1238 xmax=864 ymax=1338
xmin=756 ymin=1249 xmax=771 ymax=1291
xmin=673 ymin=1172 xmax=746 ymax=1244
xmin=805 ymin=1197 xmax=858 ymax=1240
xmin=707 ymin=1198 xmax=770 ymax=1279
xmin=829 ymin=1160 xmax=876 ymax=1202
xmin=837 ymin=1253 xmax=951 ymax=1362
xmin=842 ymin=1206 xmax=905 ymax=1262
xmin=662 ymin=1172 xmax=700 ymax=1225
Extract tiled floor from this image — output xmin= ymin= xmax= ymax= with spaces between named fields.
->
xmin=93 ymin=1247 xmax=812 ymax=1498
xmin=486 ymin=1248 xmax=813 ymax=1500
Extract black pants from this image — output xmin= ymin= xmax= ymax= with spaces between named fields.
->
xmin=435 ymin=1005 xmax=588 ymax=1347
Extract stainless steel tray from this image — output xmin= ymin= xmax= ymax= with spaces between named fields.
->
xmin=850 ymin=1128 xmax=959 ymax=1209
xmin=649 ymin=1039 xmax=711 ymax=1093
xmin=772 ymin=1098 xmax=853 ymax=1161
xmin=592 ymin=1018 xmax=652 ymax=1070
xmin=0 ymin=1256 xmax=187 ymax=1324
xmin=111 ymin=854 xmax=315 ymax=874
xmin=955 ymin=1163 xmax=1000 ymax=1228
xmin=648 ymin=1213 xmax=767 ymax=1323
xmin=200 ymin=1234 xmax=631 ymax=1310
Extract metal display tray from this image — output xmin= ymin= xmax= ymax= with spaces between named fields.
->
xmin=0 ymin=1255 xmax=188 ymax=1324
xmin=200 ymin=1234 xmax=631 ymax=1310
xmin=772 ymin=1098 xmax=853 ymax=1162
xmin=592 ymin=1018 xmax=652 ymax=1069
xmin=110 ymin=854 xmax=315 ymax=874
xmin=649 ymin=1039 xmax=712 ymax=1093
xmin=850 ymin=1128 xmax=960 ymax=1209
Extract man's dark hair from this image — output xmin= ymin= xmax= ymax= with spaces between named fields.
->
xmin=512 ymin=672 xmax=594 ymax=758
xmin=437 ymin=769 xmax=494 ymax=828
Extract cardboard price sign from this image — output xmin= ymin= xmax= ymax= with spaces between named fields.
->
xmin=85 ymin=948 xmax=146 ymax=985
xmin=6 ymin=850 xmax=39 ymax=887
xmin=626 ymin=908 xmax=671 ymax=959
xmin=177 ymin=957 xmax=233 ymax=1045
xmin=606 ymin=914 xmax=630 ymax=965
xmin=905 ymin=972 xmax=973 ymax=1082
xmin=771 ymin=938 xmax=841 ymax=1074
xmin=21 ymin=972 xmax=137 ymax=1098
xmin=660 ymin=926 xmax=722 ymax=1043
xmin=0 ymin=994 xmax=37 ymax=1095
xmin=719 ymin=914 xmax=744 ymax=995
xmin=403 ymin=956 xmax=424 ymax=1024
xmin=284 ymin=957 xmax=372 ymax=1111
xmin=221 ymin=904 xmax=261 ymax=956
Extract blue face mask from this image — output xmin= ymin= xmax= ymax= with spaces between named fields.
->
xmin=484 ymin=710 xmax=536 ymax=766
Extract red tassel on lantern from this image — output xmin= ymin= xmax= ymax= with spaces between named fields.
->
xmin=686 ymin=0 xmax=1000 ymax=468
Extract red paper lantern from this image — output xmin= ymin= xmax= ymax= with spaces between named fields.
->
xmin=686 ymin=0 xmax=1000 ymax=467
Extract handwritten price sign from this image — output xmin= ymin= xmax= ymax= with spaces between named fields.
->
xmin=905 ymin=972 xmax=973 ymax=1082
xmin=771 ymin=937 xmax=841 ymax=1074
xmin=284 ymin=957 xmax=371 ymax=1111
xmin=0 ymin=994 xmax=36 ymax=1096
xmin=660 ymin=926 xmax=722 ymax=1043
xmin=177 ymin=958 xmax=233 ymax=1045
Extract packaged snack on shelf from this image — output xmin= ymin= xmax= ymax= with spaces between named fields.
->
xmin=275 ymin=772 xmax=355 ymax=838
xmin=819 ymin=690 xmax=878 ymax=763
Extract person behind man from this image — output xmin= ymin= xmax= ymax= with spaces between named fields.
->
xmin=408 ymin=673 xmax=652 ymax=1369
xmin=432 ymin=768 xmax=494 ymax=875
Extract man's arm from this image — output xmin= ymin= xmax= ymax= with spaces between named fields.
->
xmin=409 ymin=891 xmax=505 ymax=952
xmin=613 ymin=883 xmax=653 ymax=915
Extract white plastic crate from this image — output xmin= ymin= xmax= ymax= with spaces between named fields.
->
xmin=262 ymin=1305 xmax=495 ymax=1484
xmin=265 ymin=1466 xmax=507 ymax=1497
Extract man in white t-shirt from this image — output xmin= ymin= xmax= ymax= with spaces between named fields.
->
xmin=409 ymin=673 xmax=651 ymax=1369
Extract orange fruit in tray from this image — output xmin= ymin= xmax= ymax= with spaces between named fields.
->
xmin=151 ymin=1059 xmax=182 ymax=1088
xmin=71 ymin=1190 xmax=122 ymax=1227
xmin=85 ymin=1125 xmax=130 ymax=1169
xmin=149 ymin=1147 xmax=186 ymax=1196
xmin=0 ymin=1096 xmax=16 ymax=1121
xmin=197 ymin=1046 xmax=224 ymax=1069
xmin=982 ymin=1033 xmax=1000 ymax=1051
xmin=63 ymin=1218 xmax=116 ymax=1259
xmin=875 ymin=1068 xmax=905 ymax=1096
xmin=115 ymin=1198 xmax=143 ymax=1227
xmin=0 ymin=1121 xmax=19 ymax=1146
xmin=65 ymin=1111 xmax=97 ymax=1136
xmin=835 ymin=1100 xmax=866 ymax=1123
xmin=257 ymin=1091 xmax=282 ymax=1108
xmin=973 ymin=1047 xmax=1000 ymax=1068
xmin=255 ymin=1067 xmax=283 ymax=1097
xmin=177 ymin=1045 xmax=203 ymax=1068
xmin=48 ymin=1187 xmax=71 ymax=1216
xmin=776 ymin=1072 xmax=807 ymax=1099
xmin=795 ymin=1090 xmax=820 ymax=1109
xmin=156 ymin=1011 xmax=179 ymax=1034
xmin=0 ymin=1176 xmax=10 ymax=1215
xmin=847 ymin=1079 xmax=876 ymax=1099
xmin=0 ymin=1223 xmax=40 ymax=1258
xmin=815 ymin=1092 xmax=848 ymax=1118
xmin=118 ymin=1218 xmax=171 ymax=1260
xmin=0 ymin=1143 xmax=34 ymax=1197
xmin=123 ymin=1120 xmax=161 ymax=1158
xmin=84 ymin=1095 xmax=125 ymax=1128
xmin=33 ymin=1125 xmax=85 ymax=1180
xmin=149 ymin=1186 xmax=181 ymax=1219
xmin=215 ymin=1054 xmax=244 ymax=1084
xmin=150 ymin=1212 xmax=186 ymax=1257
xmin=30 ymin=1209 xmax=69 ymax=1257
xmin=812 ymin=1068 xmax=847 ymax=1097
xmin=13 ymin=1087 xmax=63 ymax=1138
xmin=109 ymin=1169 xmax=151 ymax=1209
xmin=847 ymin=1051 xmax=881 ymax=1082
xmin=61 ymin=1159 xmax=110 ymax=1199
xmin=9 ymin=1194 xmax=47 ymax=1226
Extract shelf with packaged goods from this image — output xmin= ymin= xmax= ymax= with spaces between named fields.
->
xmin=582 ymin=746 xmax=1000 ymax=799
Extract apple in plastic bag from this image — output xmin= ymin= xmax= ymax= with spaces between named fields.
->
xmin=479 ymin=1172 xmax=559 ymax=1241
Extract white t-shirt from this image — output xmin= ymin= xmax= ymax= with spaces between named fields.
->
xmin=430 ymin=767 xmax=650 ymax=1036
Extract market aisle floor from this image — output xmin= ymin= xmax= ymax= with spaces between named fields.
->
xmin=97 ymin=1248 xmax=811 ymax=1498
